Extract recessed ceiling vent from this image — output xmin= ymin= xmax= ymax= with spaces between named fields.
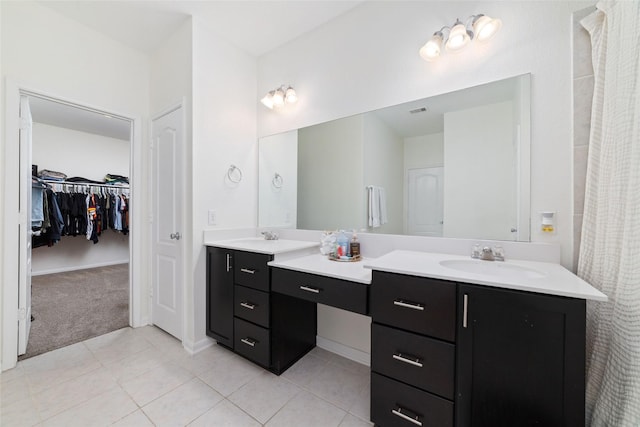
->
xmin=409 ymin=107 xmax=428 ymax=114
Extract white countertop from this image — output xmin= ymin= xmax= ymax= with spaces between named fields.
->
xmin=205 ymin=237 xmax=319 ymax=255
xmin=268 ymin=254 xmax=372 ymax=284
xmin=363 ymin=250 xmax=607 ymax=301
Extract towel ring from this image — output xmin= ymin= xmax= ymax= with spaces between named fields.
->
xmin=227 ymin=164 xmax=243 ymax=183
xmin=272 ymin=173 xmax=283 ymax=189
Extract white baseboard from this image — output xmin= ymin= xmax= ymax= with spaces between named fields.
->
xmin=184 ymin=337 xmax=215 ymax=355
xmin=316 ymin=336 xmax=371 ymax=367
xmin=32 ymin=260 xmax=129 ymax=276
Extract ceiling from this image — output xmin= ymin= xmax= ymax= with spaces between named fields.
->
xmin=31 ymin=1 xmax=364 ymax=139
xmin=39 ymin=0 xmax=365 ymax=57
xmin=372 ymin=76 xmax=520 ymax=137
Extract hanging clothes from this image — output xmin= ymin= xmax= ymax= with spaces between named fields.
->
xmin=33 ymin=180 xmax=130 ymax=248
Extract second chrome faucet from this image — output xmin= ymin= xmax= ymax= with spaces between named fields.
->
xmin=471 ymin=244 xmax=505 ymax=261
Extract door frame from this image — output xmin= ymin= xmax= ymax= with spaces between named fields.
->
xmin=150 ymin=101 xmax=187 ymax=343
xmin=1 ymin=79 xmax=144 ymax=371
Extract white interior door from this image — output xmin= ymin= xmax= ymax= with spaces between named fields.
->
xmin=407 ymin=167 xmax=444 ymax=237
xmin=151 ymin=106 xmax=184 ymax=340
xmin=18 ymin=95 xmax=33 ymax=355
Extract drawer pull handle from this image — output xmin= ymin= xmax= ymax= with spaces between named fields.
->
xmin=392 ymin=353 xmax=423 ymax=368
xmin=463 ymin=294 xmax=469 ymax=328
xmin=393 ymin=299 xmax=424 ymax=311
xmin=240 ymin=268 xmax=256 ymax=274
xmin=240 ymin=302 xmax=256 ymax=310
xmin=299 ymin=285 xmax=320 ymax=294
xmin=240 ymin=338 xmax=257 ymax=347
xmin=226 ymin=254 xmax=232 ymax=272
xmin=391 ymin=407 xmax=422 ymax=426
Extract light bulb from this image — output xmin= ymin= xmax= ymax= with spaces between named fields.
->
xmin=285 ymin=87 xmax=297 ymax=104
xmin=419 ymin=33 xmax=443 ymax=61
xmin=445 ymin=20 xmax=471 ymax=52
xmin=473 ymin=15 xmax=502 ymax=42
xmin=260 ymin=91 xmax=274 ymax=109
xmin=273 ymin=88 xmax=285 ymax=107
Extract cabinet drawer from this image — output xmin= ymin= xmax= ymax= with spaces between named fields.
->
xmin=234 ymin=285 xmax=270 ymax=328
xmin=371 ymin=271 xmax=456 ymax=342
xmin=372 ymin=323 xmax=454 ymax=399
xmin=271 ymin=268 xmax=368 ymax=314
xmin=371 ymin=372 xmax=453 ymax=427
xmin=234 ymin=318 xmax=270 ymax=368
xmin=234 ymin=251 xmax=271 ymax=292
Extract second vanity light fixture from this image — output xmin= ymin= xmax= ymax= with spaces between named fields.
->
xmin=261 ymin=85 xmax=297 ymax=109
xmin=419 ymin=14 xmax=502 ymax=61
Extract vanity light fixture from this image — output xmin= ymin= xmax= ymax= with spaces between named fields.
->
xmin=261 ymin=85 xmax=297 ymax=109
xmin=419 ymin=14 xmax=502 ymax=61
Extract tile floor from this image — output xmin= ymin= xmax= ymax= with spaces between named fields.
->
xmin=0 ymin=326 xmax=373 ymax=426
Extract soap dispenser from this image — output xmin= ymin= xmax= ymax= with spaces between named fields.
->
xmin=350 ymin=232 xmax=360 ymax=257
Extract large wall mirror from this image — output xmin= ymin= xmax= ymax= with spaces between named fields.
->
xmin=259 ymin=74 xmax=531 ymax=242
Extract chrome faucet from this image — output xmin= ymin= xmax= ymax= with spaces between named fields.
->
xmin=471 ymin=245 xmax=505 ymax=261
xmin=261 ymin=230 xmax=279 ymax=240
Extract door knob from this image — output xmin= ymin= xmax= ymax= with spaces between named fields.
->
xmin=170 ymin=232 xmax=181 ymax=240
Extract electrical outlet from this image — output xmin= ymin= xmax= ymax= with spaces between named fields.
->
xmin=208 ymin=210 xmax=217 ymax=226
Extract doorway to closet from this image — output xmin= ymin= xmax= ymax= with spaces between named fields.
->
xmin=21 ymin=93 xmax=133 ymax=360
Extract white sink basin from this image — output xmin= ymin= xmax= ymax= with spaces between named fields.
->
xmin=439 ymin=259 xmax=547 ymax=280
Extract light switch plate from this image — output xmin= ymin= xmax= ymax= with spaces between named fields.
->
xmin=208 ymin=210 xmax=217 ymax=226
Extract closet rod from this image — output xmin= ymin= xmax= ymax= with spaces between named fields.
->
xmin=41 ymin=179 xmax=130 ymax=189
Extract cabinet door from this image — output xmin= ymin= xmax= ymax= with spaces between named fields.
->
xmin=206 ymin=247 xmax=234 ymax=348
xmin=456 ymin=284 xmax=586 ymax=427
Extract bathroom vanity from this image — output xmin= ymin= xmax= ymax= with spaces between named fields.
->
xmin=205 ymin=238 xmax=606 ymax=427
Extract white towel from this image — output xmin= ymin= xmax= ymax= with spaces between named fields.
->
xmin=368 ymin=186 xmax=388 ymax=228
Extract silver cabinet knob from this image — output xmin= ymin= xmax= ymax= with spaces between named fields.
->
xmin=170 ymin=232 xmax=181 ymax=240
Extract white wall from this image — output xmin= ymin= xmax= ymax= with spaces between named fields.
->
xmin=257 ymin=0 xmax=591 ymax=357
xmin=362 ymin=112 xmax=403 ymax=234
xmin=258 ymin=130 xmax=298 ymax=228
xmin=1 ymin=1 xmax=150 ymax=368
xmin=191 ymin=18 xmax=257 ymax=348
xmin=297 ymin=115 xmax=364 ymax=230
xmin=31 ymin=123 xmax=130 ymax=274
xmin=33 ymin=123 xmax=129 ymax=181
xmin=443 ymin=101 xmax=515 ymax=240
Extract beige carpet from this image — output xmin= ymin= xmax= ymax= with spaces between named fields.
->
xmin=20 ymin=263 xmax=129 ymax=360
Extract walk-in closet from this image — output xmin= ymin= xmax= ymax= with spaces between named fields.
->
xmin=22 ymin=95 xmax=132 ymax=359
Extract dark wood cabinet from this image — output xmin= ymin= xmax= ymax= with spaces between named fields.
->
xmin=370 ymin=271 xmax=456 ymax=427
xmin=456 ymin=284 xmax=586 ymax=427
xmin=272 ymin=268 xmax=368 ymax=314
xmin=370 ymin=271 xmax=587 ymax=427
xmin=206 ymin=247 xmax=317 ymax=375
xmin=206 ymin=247 xmax=234 ymax=348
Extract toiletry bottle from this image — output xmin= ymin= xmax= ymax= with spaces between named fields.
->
xmin=350 ymin=233 xmax=360 ymax=257
xmin=336 ymin=230 xmax=349 ymax=257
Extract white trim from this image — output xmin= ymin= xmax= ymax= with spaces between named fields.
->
xmin=183 ymin=336 xmax=215 ymax=356
xmin=31 ymin=261 xmax=130 ymax=276
xmin=316 ymin=335 xmax=371 ymax=367
xmin=1 ymin=79 xmax=143 ymax=371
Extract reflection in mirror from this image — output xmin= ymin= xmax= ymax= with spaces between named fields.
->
xmin=259 ymin=74 xmax=530 ymax=242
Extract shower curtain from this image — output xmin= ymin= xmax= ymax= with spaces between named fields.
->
xmin=579 ymin=1 xmax=640 ymax=426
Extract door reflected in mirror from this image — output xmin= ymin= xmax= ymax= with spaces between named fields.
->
xmin=259 ymin=74 xmax=530 ymax=242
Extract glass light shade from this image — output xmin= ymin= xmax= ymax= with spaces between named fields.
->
xmin=260 ymin=92 xmax=274 ymax=109
xmin=446 ymin=21 xmax=471 ymax=52
xmin=273 ymin=89 xmax=285 ymax=107
xmin=285 ymin=87 xmax=297 ymax=104
xmin=473 ymin=15 xmax=502 ymax=42
xmin=419 ymin=34 xmax=442 ymax=61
